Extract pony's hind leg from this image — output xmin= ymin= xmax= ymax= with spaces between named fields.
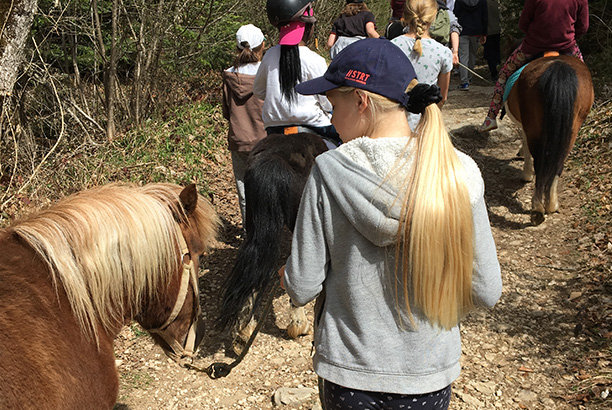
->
xmin=531 ymin=192 xmax=546 ymax=225
xmin=521 ymin=135 xmax=535 ymax=182
xmin=545 ymin=175 xmax=560 ymax=214
xmin=232 ymin=294 xmax=258 ymax=355
xmin=531 ymin=170 xmax=560 ymax=226
xmin=287 ymin=302 xmax=311 ymax=339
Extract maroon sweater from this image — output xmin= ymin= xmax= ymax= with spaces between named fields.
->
xmin=519 ymin=0 xmax=589 ymax=55
xmin=390 ymin=0 xmax=405 ymax=19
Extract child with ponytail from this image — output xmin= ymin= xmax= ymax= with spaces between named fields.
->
xmin=253 ymin=0 xmax=340 ymax=148
xmin=222 ymin=24 xmax=267 ymax=226
xmin=391 ymin=0 xmax=453 ymax=131
xmin=279 ymin=38 xmax=502 ymax=409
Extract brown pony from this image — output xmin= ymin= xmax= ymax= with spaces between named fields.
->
xmin=504 ymin=55 xmax=594 ymax=225
xmin=0 ymin=183 xmax=219 ymax=409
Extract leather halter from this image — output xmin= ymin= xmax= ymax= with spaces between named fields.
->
xmin=147 ymin=229 xmax=203 ymax=364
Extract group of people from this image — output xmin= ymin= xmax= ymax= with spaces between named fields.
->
xmin=221 ymin=0 xmax=588 ymax=408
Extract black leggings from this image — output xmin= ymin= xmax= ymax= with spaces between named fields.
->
xmin=320 ymin=379 xmax=451 ymax=410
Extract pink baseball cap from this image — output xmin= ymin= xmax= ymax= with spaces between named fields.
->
xmin=278 ymin=21 xmax=306 ymax=45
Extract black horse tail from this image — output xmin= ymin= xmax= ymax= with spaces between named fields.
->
xmin=535 ymin=60 xmax=578 ymax=201
xmin=217 ymin=154 xmax=296 ymax=331
xmin=217 ymin=133 xmax=327 ymax=332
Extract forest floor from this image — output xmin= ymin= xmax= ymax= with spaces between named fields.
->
xmin=114 ymin=69 xmax=612 ymax=410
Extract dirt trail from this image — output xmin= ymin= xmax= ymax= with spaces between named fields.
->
xmin=114 ymin=76 xmax=608 ymax=410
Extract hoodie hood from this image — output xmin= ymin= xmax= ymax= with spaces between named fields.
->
xmin=314 ymin=136 xmax=484 ymax=248
xmin=222 ymin=67 xmax=258 ymax=100
xmin=314 ymin=137 xmax=415 ymax=247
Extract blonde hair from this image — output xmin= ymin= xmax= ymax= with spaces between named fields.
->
xmin=334 ymin=86 xmax=402 ymax=136
xmin=337 ymin=80 xmax=475 ymax=330
xmin=403 ymin=0 xmax=438 ymax=55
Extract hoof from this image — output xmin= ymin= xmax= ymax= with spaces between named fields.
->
xmin=530 ymin=211 xmax=545 ymax=226
xmin=232 ymin=339 xmax=247 ymax=356
xmin=521 ymin=174 xmax=534 ymax=183
xmin=287 ymin=321 xmax=312 ymax=339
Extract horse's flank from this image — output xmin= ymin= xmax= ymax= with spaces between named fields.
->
xmin=5 ymin=183 xmax=216 ymax=342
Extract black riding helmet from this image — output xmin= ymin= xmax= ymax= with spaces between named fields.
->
xmin=266 ymin=0 xmax=316 ymax=28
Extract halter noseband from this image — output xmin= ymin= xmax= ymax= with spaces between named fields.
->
xmin=147 ymin=228 xmax=203 ymax=364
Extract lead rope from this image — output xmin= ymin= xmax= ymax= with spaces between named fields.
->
xmin=186 ymin=276 xmax=280 ymax=379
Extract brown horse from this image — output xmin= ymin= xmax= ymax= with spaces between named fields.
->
xmin=0 ymin=183 xmax=219 ymax=409
xmin=504 ymin=55 xmax=594 ymax=225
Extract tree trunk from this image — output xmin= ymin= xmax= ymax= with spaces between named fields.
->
xmin=0 ymin=0 xmax=38 ymax=96
xmin=105 ymin=0 xmax=118 ymax=141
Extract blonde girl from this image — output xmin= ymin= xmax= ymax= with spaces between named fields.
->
xmin=280 ymin=38 xmax=501 ymax=409
xmin=391 ymin=0 xmax=453 ymax=130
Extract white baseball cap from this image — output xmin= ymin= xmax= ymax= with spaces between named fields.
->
xmin=236 ymin=24 xmax=265 ymax=50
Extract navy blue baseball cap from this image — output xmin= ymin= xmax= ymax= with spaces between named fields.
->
xmin=295 ymin=38 xmax=417 ymax=108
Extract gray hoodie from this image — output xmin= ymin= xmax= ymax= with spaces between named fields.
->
xmin=284 ymin=136 xmax=501 ymax=395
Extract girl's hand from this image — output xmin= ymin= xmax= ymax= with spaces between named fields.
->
xmin=278 ymin=265 xmax=286 ymax=289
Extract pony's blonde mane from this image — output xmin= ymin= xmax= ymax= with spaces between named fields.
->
xmin=9 ymin=183 xmax=217 ymax=341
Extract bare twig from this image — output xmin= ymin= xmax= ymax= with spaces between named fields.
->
xmin=70 ymin=96 xmax=105 ymax=133
xmin=1 ymin=38 xmax=66 ymax=209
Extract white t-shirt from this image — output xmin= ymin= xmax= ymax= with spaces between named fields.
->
xmin=253 ymin=45 xmax=332 ymax=128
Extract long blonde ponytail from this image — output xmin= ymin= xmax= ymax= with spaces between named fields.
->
xmin=395 ymin=85 xmax=474 ymax=330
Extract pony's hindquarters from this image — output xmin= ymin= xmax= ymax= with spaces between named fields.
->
xmin=507 ymin=56 xmax=593 ymax=225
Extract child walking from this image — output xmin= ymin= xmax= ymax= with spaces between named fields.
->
xmin=327 ymin=0 xmax=380 ymax=59
xmin=280 ymin=38 xmax=502 ymax=409
xmin=391 ymin=0 xmax=453 ymax=130
xmin=222 ymin=24 xmax=267 ymax=226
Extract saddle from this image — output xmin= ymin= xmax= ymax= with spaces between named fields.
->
xmin=500 ymin=51 xmax=560 ymax=119
xmin=502 ymin=51 xmax=561 ymax=103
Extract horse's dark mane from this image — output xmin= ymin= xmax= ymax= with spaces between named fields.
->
xmin=218 ymin=133 xmax=328 ymax=331
xmin=279 ymin=45 xmax=302 ymax=104
xmin=536 ymin=61 xmax=578 ymax=200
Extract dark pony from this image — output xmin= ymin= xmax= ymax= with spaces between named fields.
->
xmin=218 ymin=133 xmax=328 ymax=351
xmin=0 ymin=183 xmax=219 ymax=408
xmin=505 ymin=55 xmax=593 ymax=225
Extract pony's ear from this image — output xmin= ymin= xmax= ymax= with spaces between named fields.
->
xmin=179 ymin=184 xmax=198 ymax=216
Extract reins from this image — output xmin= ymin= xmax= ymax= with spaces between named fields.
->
xmin=185 ymin=276 xmax=280 ymax=379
